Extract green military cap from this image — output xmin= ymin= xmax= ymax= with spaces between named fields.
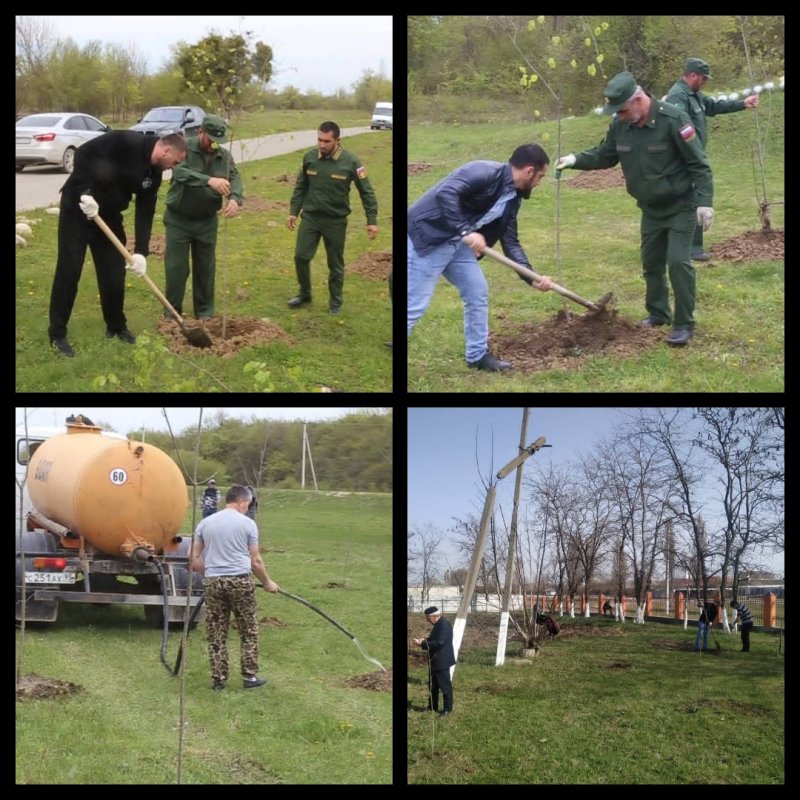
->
xmin=602 ymin=71 xmax=637 ymax=115
xmin=684 ymin=57 xmax=713 ymax=78
xmin=201 ymin=114 xmax=227 ymax=143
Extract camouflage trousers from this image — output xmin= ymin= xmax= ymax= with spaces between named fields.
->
xmin=203 ymin=575 xmax=260 ymax=682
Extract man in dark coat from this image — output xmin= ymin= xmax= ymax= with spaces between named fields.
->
xmin=413 ymin=606 xmax=456 ymax=716
xmin=48 ymin=131 xmax=187 ymax=356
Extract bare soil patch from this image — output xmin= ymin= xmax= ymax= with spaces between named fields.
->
xmin=708 ymin=228 xmax=784 ymax=262
xmin=16 ymin=674 xmax=84 ymax=701
xmin=408 ymin=162 xmax=433 ymax=176
xmin=241 ymin=197 xmax=289 ymax=214
xmin=345 ymin=667 xmax=392 ymax=692
xmin=490 ymin=308 xmax=662 ymax=372
xmin=155 ymin=315 xmax=292 ymax=357
xmin=562 ymin=167 xmax=627 ymax=190
xmin=348 ymin=250 xmax=392 ymax=280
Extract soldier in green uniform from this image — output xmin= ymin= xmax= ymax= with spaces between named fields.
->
xmin=665 ymin=57 xmax=760 ymax=261
xmin=287 ymin=121 xmax=379 ymax=315
xmin=555 ymin=72 xmax=714 ymax=346
xmin=163 ymin=115 xmax=243 ymax=320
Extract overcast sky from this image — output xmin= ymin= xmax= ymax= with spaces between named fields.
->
xmin=24 ymin=15 xmax=393 ymax=94
xmin=409 ymin=407 xmax=784 ymax=578
xmin=16 ymin=407 xmax=369 ymax=436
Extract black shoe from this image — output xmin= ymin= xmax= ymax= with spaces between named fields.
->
xmin=467 ymin=352 xmax=512 ymax=372
xmin=666 ymin=328 xmax=693 ymax=347
xmin=287 ymin=295 xmax=311 ymax=308
xmin=50 ymin=336 xmax=75 ymax=357
xmin=243 ymin=675 xmax=268 ymax=689
xmin=212 ymin=680 xmax=226 ymax=691
xmin=438 ymin=710 xmax=451 ymax=717
xmin=328 ymin=305 xmax=341 ymax=316
xmin=692 ymin=252 xmax=711 ymax=262
xmin=106 ymin=328 xmax=136 ymax=344
xmin=639 ymin=316 xmax=669 ymax=328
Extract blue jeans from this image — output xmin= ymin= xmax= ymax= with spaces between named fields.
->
xmin=407 ymin=236 xmax=489 ymax=363
xmin=694 ymin=620 xmax=709 ymax=650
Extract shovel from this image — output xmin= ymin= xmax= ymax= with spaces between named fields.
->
xmin=90 ymin=214 xmax=213 ymax=349
xmin=470 ymin=239 xmax=613 ymax=313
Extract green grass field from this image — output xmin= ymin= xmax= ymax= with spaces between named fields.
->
xmin=408 ymin=615 xmax=784 ymax=784
xmin=16 ymin=123 xmax=393 ymax=393
xmin=408 ymin=93 xmax=784 ymax=392
xmin=16 ymin=490 xmax=392 ymax=784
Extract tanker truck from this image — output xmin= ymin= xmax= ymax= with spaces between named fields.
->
xmin=16 ymin=418 xmax=204 ymax=625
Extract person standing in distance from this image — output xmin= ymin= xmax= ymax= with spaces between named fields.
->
xmin=48 ymin=131 xmax=187 ymax=356
xmin=664 ymin=57 xmax=760 ymax=261
xmin=412 ymin=606 xmax=456 ymax=716
xmin=191 ymin=485 xmax=280 ymax=691
xmin=287 ymin=121 xmax=379 ymax=315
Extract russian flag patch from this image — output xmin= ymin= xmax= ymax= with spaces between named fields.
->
xmin=356 ymin=165 xmax=367 ymax=179
xmin=679 ymin=124 xmax=696 ymax=142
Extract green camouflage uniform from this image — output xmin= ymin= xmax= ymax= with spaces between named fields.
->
xmin=665 ymin=68 xmax=748 ymax=256
xmin=163 ymin=137 xmax=243 ymax=317
xmin=573 ymin=80 xmax=713 ymax=330
xmin=290 ymin=143 xmax=378 ymax=308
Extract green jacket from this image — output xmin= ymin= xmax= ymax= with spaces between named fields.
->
xmin=574 ymin=94 xmax=713 ymax=216
xmin=664 ymin=78 xmax=747 ymax=147
xmin=290 ymin=144 xmax=378 ymax=224
xmin=165 ymin=137 xmax=243 ymax=219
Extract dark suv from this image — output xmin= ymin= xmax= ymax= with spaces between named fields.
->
xmin=129 ymin=106 xmax=206 ymax=138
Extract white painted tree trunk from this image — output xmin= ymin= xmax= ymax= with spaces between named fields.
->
xmin=558 ymin=600 xmax=564 ymax=616
xmin=584 ymin=604 xmax=591 ymax=618
xmin=721 ymin=608 xmax=731 ymax=633
xmin=636 ymin=604 xmax=645 ymax=624
xmin=569 ymin=599 xmax=575 ymax=619
xmin=683 ymin=604 xmax=689 ymax=630
xmin=620 ymin=602 xmax=626 ymax=623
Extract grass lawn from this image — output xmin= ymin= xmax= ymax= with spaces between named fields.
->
xmin=407 ymin=93 xmax=784 ymax=392
xmin=16 ymin=490 xmax=392 ymax=784
xmin=408 ymin=614 xmax=784 ymax=784
xmin=16 ymin=128 xmax=393 ymax=393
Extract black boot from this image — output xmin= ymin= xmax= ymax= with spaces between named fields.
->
xmin=50 ymin=336 xmax=75 ymax=357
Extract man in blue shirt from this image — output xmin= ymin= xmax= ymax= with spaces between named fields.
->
xmin=731 ymin=599 xmax=754 ymax=652
xmin=407 ymin=144 xmax=554 ymax=372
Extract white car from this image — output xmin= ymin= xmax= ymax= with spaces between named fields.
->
xmin=16 ymin=112 xmax=112 ymax=173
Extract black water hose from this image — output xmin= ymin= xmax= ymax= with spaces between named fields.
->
xmin=276 ymin=588 xmax=356 ymax=639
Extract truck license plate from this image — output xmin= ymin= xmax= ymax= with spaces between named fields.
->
xmin=24 ymin=571 xmax=76 ymax=584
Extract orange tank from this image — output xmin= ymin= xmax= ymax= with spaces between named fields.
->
xmin=27 ymin=425 xmax=188 ymax=556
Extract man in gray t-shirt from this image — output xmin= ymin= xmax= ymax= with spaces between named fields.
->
xmin=191 ymin=484 xmax=279 ymax=690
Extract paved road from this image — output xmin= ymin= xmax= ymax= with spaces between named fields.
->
xmin=16 ymin=126 xmax=376 ymax=213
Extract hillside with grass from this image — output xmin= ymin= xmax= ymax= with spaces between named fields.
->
xmin=407 ymin=93 xmax=784 ymax=392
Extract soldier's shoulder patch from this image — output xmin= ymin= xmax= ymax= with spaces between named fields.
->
xmin=356 ymin=165 xmax=367 ymax=180
xmin=679 ymin=123 xmax=697 ymax=142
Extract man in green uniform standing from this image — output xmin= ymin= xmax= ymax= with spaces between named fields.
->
xmin=287 ymin=121 xmax=378 ymax=315
xmin=163 ymin=115 xmax=243 ymax=320
xmin=555 ymin=72 xmax=714 ymax=346
xmin=665 ymin=57 xmax=760 ymax=261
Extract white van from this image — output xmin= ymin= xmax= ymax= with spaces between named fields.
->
xmin=370 ymin=102 xmax=393 ymax=130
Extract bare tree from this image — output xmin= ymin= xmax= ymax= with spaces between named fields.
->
xmin=408 ymin=523 xmax=443 ymax=607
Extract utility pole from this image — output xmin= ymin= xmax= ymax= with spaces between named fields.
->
xmin=301 ymin=423 xmax=319 ymax=491
xmin=451 ymin=420 xmax=550 ymax=678
xmin=495 ymin=408 xmax=529 ymax=666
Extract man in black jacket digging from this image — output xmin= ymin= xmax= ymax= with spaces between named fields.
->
xmin=413 ymin=606 xmax=456 ymax=716
xmin=48 ymin=131 xmax=187 ymax=356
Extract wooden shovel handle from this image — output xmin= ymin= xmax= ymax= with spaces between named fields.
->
xmin=90 ymin=214 xmax=185 ymax=325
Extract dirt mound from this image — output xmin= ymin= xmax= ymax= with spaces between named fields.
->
xmin=156 ymin=315 xmax=293 ymax=356
xmin=16 ymin=674 xmax=84 ymax=701
xmin=242 ymin=197 xmax=289 ymax=213
xmin=562 ymin=167 xmax=627 ymax=190
xmin=348 ymin=250 xmax=392 ymax=280
xmin=490 ymin=308 xmax=662 ymax=371
xmin=272 ymin=173 xmax=297 ymax=185
xmin=344 ymin=667 xmax=392 ymax=692
xmin=709 ymin=228 xmax=784 ymax=262
xmin=128 ymin=235 xmax=165 ymax=257
xmin=408 ymin=162 xmax=433 ymax=175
